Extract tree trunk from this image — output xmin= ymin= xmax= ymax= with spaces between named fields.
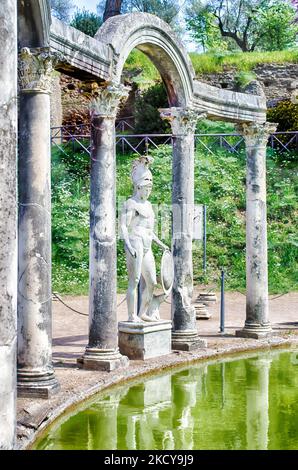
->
xmin=103 ymin=0 xmax=122 ymax=22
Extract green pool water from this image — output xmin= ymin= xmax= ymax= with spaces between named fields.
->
xmin=34 ymin=349 xmax=298 ymax=450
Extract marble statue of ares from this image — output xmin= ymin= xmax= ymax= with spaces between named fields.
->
xmin=120 ymin=155 xmax=169 ymax=322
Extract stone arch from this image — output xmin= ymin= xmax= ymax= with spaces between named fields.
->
xmin=95 ymin=13 xmax=195 ymax=107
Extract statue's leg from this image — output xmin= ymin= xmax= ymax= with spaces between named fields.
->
xmin=139 ymin=250 xmax=157 ymax=321
xmin=125 ymin=240 xmax=143 ymax=322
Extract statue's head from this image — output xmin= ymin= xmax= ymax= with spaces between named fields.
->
xmin=131 ymin=156 xmax=153 ymax=200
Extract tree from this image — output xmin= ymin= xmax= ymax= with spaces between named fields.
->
xmin=103 ymin=0 xmax=122 ymax=22
xmin=121 ymin=0 xmax=180 ymax=26
xmin=257 ymin=2 xmax=298 ymax=51
xmin=186 ymin=0 xmax=298 ymax=52
xmin=51 ymin=0 xmax=74 ymax=22
xmin=70 ymin=8 xmax=102 ymax=37
xmin=186 ymin=1 xmax=227 ymax=52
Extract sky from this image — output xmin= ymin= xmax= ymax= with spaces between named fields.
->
xmin=72 ymin=0 xmax=99 ymax=14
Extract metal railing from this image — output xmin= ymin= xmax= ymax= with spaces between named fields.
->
xmin=51 ymin=125 xmax=298 ymax=157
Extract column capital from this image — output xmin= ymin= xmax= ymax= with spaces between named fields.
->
xmin=91 ymin=82 xmax=130 ymax=118
xmin=159 ymin=107 xmax=207 ymax=135
xmin=18 ymin=47 xmax=61 ymax=94
xmin=236 ymin=121 xmax=277 ymax=146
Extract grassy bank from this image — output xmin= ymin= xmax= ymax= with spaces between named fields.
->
xmin=51 ymin=142 xmax=297 ymax=295
xmin=124 ymin=49 xmax=298 ymax=87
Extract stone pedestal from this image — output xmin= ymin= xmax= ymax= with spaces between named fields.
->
xmin=80 ymin=83 xmax=129 ymax=372
xmin=118 ymin=320 xmax=172 ymax=360
xmin=160 ymin=108 xmax=207 ymax=351
xmin=17 ymin=47 xmax=59 ymax=398
xmin=194 ymin=302 xmax=212 ymax=320
xmin=235 ymin=122 xmax=277 ymax=340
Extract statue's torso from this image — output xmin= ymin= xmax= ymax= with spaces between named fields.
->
xmin=126 ymin=198 xmax=155 ymax=251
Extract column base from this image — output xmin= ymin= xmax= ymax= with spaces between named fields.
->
xmin=196 ymin=292 xmax=217 ymax=306
xmin=194 ymin=302 xmax=212 ymax=320
xmin=78 ymin=348 xmax=129 ymax=372
xmin=235 ymin=323 xmax=272 ymax=339
xmin=17 ymin=368 xmax=60 ymax=399
xmin=172 ymin=330 xmax=207 ymax=351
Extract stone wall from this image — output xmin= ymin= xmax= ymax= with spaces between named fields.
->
xmin=51 ymin=62 xmax=298 ymax=128
xmin=50 ymin=73 xmax=136 ymax=128
xmin=196 ymin=63 xmax=298 ymax=107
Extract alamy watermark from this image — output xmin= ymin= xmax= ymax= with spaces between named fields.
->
xmin=117 ymin=199 xmax=204 ymax=242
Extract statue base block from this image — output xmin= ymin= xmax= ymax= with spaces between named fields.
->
xmin=118 ymin=320 xmax=172 ymax=360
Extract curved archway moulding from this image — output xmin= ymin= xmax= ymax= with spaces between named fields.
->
xmin=95 ymin=13 xmax=195 ymax=107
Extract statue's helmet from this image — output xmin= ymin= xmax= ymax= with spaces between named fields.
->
xmin=131 ymin=155 xmax=153 ymax=188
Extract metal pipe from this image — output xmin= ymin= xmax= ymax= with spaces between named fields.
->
xmin=203 ymin=204 xmax=207 ymax=273
xmin=220 ymin=270 xmax=225 ymax=334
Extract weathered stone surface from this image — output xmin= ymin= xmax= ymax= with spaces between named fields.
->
xmin=50 ymin=73 xmax=62 ymax=128
xmin=161 ymin=107 xmax=207 ymax=350
xmin=197 ymin=62 xmax=298 ymax=106
xmin=193 ymin=81 xmax=266 ymax=123
xmin=95 ymin=13 xmax=195 ymax=107
xmin=194 ymin=302 xmax=212 ymax=320
xmin=196 ymin=292 xmax=217 ymax=305
xmin=50 ymin=17 xmax=112 ymax=81
xmin=17 ymin=47 xmax=59 ymax=397
xmin=118 ymin=321 xmax=172 ymax=360
xmin=236 ymin=122 xmax=277 ymax=340
xmin=81 ymin=83 xmax=129 ymax=371
xmin=172 ymin=331 xmax=207 ymax=351
xmin=78 ymin=350 xmax=129 ymax=372
xmin=18 ymin=0 xmax=51 ymax=49
xmin=0 ymin=0 xmax=17 ymax=451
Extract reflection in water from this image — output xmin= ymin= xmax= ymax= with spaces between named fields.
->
xmin=246 ymin=357 xmax=271 ymax=450
xmin=35 ymin=350 xmax=298 ymax=450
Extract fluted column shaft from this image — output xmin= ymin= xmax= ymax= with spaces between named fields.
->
xmin=236 ymin=122 xmax=277 ymax=339
xmin=80 ymin=83 xmax=129 ymax=371
xmin=160 ymin=108 xmax=207 ymax=350
xmin=17 ymin=47 xmax=59 ymax=397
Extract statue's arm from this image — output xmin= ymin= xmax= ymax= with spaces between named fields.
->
xmin=120 ymin=202 xmax=136 ymax=258
xmin=152 ymin=232 xmax=169 ymax=251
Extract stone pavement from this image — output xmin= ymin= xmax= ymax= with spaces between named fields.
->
xmin=51 ymin=290 xmax=298 ymax=367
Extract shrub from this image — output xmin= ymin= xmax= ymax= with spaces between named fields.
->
xmin=267 ymin=99 xmax=298 ymax=132
xmin=134 ymin=83 xmax=170 ymax=134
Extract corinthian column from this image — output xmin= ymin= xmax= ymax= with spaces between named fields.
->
xmin=17 ymin=47 xmax=59 ymax=397
xmin=236 ymin=122 xmax=277 ymax=339
xmin=0 ymin=0 xmax=17 ymax=450
xmin=160 ymin=107 xmax=207 ymax=350
xmin=79 ymin=83 xmax=129 ymax=371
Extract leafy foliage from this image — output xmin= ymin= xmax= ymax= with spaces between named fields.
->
xmin=70 ymin=8 xmax=102 ymax=37
xmin=186 ymin=0 xmax=298 ymax=52
xmin=134 ymin=83 xmax=170 ymax=134
xmin=234 ymin=70 xmax=257 ymax=89
xmin=267 ymin=100 xmax=298 ymax=132
xmin=121 ymin=0 xmax=180 ymax=26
